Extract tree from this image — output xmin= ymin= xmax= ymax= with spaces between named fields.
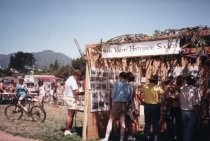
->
xmin=53 ymin=60 xmax=59 ymax=70
xmin=8 ymin=52 xmax=36 ymax=72
xmin=54 ymin=64 xmax=73 ymax=80
xmin=53 ymin=57 xmax=86 ymax=80
xmin=71 ymin=57 xmax=86 ymax=78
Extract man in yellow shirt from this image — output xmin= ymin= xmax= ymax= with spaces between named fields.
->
xmin=140 ymin=75 xmax=164 ymax=141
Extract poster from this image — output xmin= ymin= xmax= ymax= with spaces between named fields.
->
xmin=90 ymin=69 xmax=119 ymax=112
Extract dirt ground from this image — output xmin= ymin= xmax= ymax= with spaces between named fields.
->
xmin=0 ymin=130 xmax=42 ymax=141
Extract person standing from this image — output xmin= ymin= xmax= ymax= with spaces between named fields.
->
xmin=63 ymin=69 xmax=81 ymax=136
xmin=37 ymin=80 xmax=47 ymax=108
xmin=140 ymin=74 xmax=164 ymax=141
xmin=165 ymin=75 xmax=183 ymax=141
xmin=180 ymin=75 xmax=201 ymax=141
xmin=100 ymin=72 xmax=133 ymax=141
xmin=126 ymin=72 xmax=139 ymax=141
xmin=55 ymin=82 xmax=65 ymax=105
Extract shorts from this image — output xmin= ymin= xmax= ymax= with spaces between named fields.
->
xmin=64 ymin=95 xmax=77 ymax=110
xmin=17 ymin=93 xmax=27 ymax=100
xmin=110 ymin=102 xmax=129 ymax=119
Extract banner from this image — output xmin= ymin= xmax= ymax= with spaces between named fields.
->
xmin=102 ymin=39 xmax=180 ymax=58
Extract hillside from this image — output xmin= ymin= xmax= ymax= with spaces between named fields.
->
xmin=0 ymin=50 xmax=72 ymax=68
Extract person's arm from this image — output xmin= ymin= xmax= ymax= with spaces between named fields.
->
xmin=72 ymin=89 xmax=80 ymax=95
xmin=71 ymin=78 xmax=80 ymax=95
xmin=138 ymin=86 xmax=145 ymax=104
xmin=193 ymin=88 xmax=201 ymax=115
xmin=24 ymin=84 xmax=29 ymax=94
xmin=111 ymin=83 xmax=117 ymax=101
xmin=128 ymin=85 xmax=134 ymax=103
xmin=158 ymin=86 xmax=165 ymax=104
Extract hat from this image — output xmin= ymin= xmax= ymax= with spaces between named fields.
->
xmin=149 ymin=75 xmax=159 ymax=81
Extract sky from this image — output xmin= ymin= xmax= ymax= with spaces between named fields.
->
xmin=0 ymin=0 xmax=210 ymax=59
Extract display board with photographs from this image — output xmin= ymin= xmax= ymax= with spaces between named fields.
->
xmin=90 ymin=69 xmax=119 ymax=112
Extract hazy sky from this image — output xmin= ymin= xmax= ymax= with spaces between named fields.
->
xmin=0 ymin=0 xmax=210 ymax=58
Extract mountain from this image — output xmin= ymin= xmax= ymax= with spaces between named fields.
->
xmin=0 ymin=54 xmax=11 ymax=68
xmin=33 ymin=50 xmax=72 ymax=68
xmin=0 ymin=50 xmax=72 ymax=68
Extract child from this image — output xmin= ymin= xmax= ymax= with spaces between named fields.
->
xmin=16 ymin=78 xmax=28 ymax=111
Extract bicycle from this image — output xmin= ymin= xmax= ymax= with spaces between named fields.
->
xmin=4 ymin=95 xmax=46 ymax=122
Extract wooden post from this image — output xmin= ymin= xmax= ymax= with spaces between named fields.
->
xmin=82 ymin=61 xmax=90 ymax=140
xmin=82 ymin=45 xmax=110 ymax=140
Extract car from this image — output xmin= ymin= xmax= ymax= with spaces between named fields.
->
xmin=0 ymin=78 xmax=16 ymax=93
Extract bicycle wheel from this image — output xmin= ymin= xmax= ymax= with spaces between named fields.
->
xmin=4 ymin=105 xmax=23 ymax=121
xmin=30 ymin=106 xmax=46 ymax=122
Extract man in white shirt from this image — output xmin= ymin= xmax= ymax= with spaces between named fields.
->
xmin=63 ymin=69 xmax=81 ymax=136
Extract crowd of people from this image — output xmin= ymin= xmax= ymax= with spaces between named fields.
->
xmin=1 ymin=69 xmax=209 ymax=141
xmin=98 ymin=71 xmax=209 ymax=141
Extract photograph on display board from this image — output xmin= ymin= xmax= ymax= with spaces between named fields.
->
xmin=97 ymin=70 xmax=103 ymax=77
xmin=103 ymin=71 xmax=108 ymax=78
xmin=91 ymin=90 xmax=99 ymax=111
xmin=102 ymin=82 xmax=107 ymax=89
xmin=104 ymin=90 xmax=111 ymax=109
xmin=108 ymin=78 xmax=115 ymax=89
xmin=108 ymin=70 xmax=114 ymax=79
xmin=98 ymin=90 xmax=105 ymax=109
xmin=91 ymin=70 xmax=97 ymax=77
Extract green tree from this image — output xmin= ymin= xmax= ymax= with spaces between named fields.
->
xmin=53 ymin=59 xmax=59 ymax=70
xmin=54 ymin=64 xmax=73 ymax=80
xmin=71 ymin=57 xmax=86 ymax=78
xmin=53 ymin=57 xmax=86 ymax=80
xmin=9 ymin=52 xmax=36 ymax=72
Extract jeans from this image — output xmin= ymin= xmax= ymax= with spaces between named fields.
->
xmin=166 ymin=107 xmax=182 ymax=141
xmin=144 ymin=104 xmax=161 ymax=137
xmin=181 ymin=110 xmax=197 ymax=141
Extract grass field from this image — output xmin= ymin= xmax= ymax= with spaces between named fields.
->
xmin=0 ymin=101 xmax=84 ymax=141
xmin=1 ymin=101 xmax=209 ymax=141
xmin=0 ymin=101 xmax=165 ymax=141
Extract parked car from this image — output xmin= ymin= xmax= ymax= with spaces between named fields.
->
xmin=0 ymin=78 xmax=16 ymax=93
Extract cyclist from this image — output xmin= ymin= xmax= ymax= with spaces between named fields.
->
xmin=16 ymin=78 xmax=29 ymax=111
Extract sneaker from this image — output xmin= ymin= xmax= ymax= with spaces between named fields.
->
xmin=64 ymin=130 xmax=72 ymax=136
